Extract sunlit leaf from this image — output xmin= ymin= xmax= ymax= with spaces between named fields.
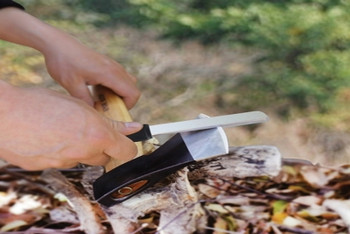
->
xmin=293 ymin=195 xmax=321 ymax=206
xmin=272 ymin=212 xmax=288 ymax=224
xmin=213 ymin=216 xmax=227 ymax=234
xmin=222 ymin=215 xmax=238 ymax=231
xmin=283 ymin=216 xmax=302 ymax=227
xmin=300 ymin=166 xmax=329 ymax=188
xmin=271 ymin=200 xmax=288 ymax=224
xmin=272 ymin=200 xmax=288 ymax=214
xmin=288 ymin=185 xmax=312 ymax=194
xmin=297 ymin=209 xmax=321 ymax=222
xmin=9 ymin=195 xmax=47 ymax=215
xmin=282 ymin=165 xmax=298 ymax=176
xmin=0 ymin=191 xmax=16 ymax=208
xmin=198 ymin=183 xmax=221 ymax=198
xmin=205 ymin=204 xmax=229 ymax=214
xmin=1 ymin=220 xmax=27 ymax=232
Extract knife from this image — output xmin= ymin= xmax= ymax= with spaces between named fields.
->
xmin=93 ymin=123 xmax=229 ymax=207
xmin=127 ymin=111 xmax=269 ymax=142
xmin=91 ymin=86 xmax=268 ymax=207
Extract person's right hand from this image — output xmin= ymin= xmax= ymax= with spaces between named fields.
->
xmin=0 ymin=81 xmax=142 ymax=170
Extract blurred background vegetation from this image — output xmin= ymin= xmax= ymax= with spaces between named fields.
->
xmin=2 ymin=0 xmax=350 ymax=165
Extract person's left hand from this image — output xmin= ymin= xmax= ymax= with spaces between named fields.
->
xmin=43 ymin=37 xmax=140 ymax=109
xmin=0 ymin=7 xmax=141 ymax=109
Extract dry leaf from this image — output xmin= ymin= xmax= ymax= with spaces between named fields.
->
xmin=1 ymin=220 xmax=28 ymax=232
xmin=300 ymin=166 xmax=329 ymax=188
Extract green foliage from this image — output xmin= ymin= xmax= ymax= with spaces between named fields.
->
xmin=113 ymin=1 xmax=350 ymax=115
xmin=226 ymin=3 xmax=349 ymax=115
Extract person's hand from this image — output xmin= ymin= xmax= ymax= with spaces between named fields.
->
xmin=43 ymin=38 xmax=140 ymax=109
xmin=0 ymin=81 xmax=142 ymax=170
xmin=0 ymin=7 xmax=140 ymax=108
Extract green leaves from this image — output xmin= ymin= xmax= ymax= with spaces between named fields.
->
xmin=119 ymin=0 xmax=350 ymax=120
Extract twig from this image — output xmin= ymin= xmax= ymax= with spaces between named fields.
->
xmin=216 ymin=177 xmax=293 ymax=201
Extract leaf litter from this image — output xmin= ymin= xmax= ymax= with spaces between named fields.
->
xmin=1 ymin=161 xmax=350 ymax=233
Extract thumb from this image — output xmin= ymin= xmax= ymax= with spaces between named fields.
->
xmin=104 ymin=134 xmax=138 ymax=161
xmin=103 ymin=117 xmax=143 ymax=135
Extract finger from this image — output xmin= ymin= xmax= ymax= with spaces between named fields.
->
xmin=104 ymin=134 xmax=138 ymax=161
xmin=102 ymin=75 xmax=141 ymax=109
xmin=65 ymin=83 xmax=95 ymax=106
xmin=120 ymin=122 xmax=143 ymax=135
xmin=122 ymin=94 xmax=140 ymax=110
xmin=103 ymin=117 xmax=143 ymax=135
xmin=79 ymin=153 xmax=110 ymax=166
xmin=124 ymin=68 xmax=137 ymax=83
xmin=112 ymin=61 xmax=137 ymax=84
xmin=108 ymin=85 xmax=140 ymax=109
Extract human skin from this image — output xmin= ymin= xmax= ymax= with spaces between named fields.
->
xmin=0 ymin=7 xmax=142 ymax=170
xmin=0 ymin=7 xmax=140 ymax=108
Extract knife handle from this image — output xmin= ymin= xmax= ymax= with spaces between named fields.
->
xmin=126 ymin=124 xmax=152 ymax=142
xmin=93 ymin=133 xmax=194 ymax=207
xmin=92 ymin=85 xmax=143 ymax=171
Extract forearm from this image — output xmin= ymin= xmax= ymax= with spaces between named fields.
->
xmin=0 ymin=7 xmax=79 ymax=57
xmin=0 ymin=4 xmax=140 ymax=108
xmin=0 ymin=80 xmax=13 ymax=114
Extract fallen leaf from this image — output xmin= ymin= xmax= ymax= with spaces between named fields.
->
xmin=283 ymin=216 xmax=302 ymax=227
xmin=323 ymin=199 xmax=350 ymax=232
xmin=300 ymin=166 xmax=329 ymax=188
xmin=292 ymin=195 xmax=321 ymax=206
xmin=1 ymin=220 xmax=27 ymax=232
xmin=204 ymin=203 xmax=229 ymax=214
xmin=198 ymin=183 xmax=221 ymax=198
xmin=213 ymin=216 xmax=227 ymax=234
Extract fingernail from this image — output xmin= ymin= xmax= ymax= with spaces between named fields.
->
xmin=125 ymin=122 xmax=143 ymax=129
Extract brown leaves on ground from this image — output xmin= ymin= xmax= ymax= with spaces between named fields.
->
xmin=0 ymin=168 xmax=84 ymax=233
xmin=1 ymin=162 xmax=350 ymax=233
xmin=189 ymin=163 xmax=350 ymax=233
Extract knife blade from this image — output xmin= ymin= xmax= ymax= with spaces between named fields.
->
xmin=93 ymin=124 xmax=229 ymax=207
xmin=127 ymin=111 xmax=268 ymax=142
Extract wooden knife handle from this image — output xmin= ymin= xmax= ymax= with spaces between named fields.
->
xmin=92 ymin=85 xmax=143 ymax=172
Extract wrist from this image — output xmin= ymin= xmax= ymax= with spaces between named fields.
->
xmin=0 ymin=80 xmax=16 ymax=109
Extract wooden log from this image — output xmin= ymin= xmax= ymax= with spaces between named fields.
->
xmin=188 ymin=145 xmax=282 ymax=179
xmin=103 ymin=145 xmax=281 ymax=233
